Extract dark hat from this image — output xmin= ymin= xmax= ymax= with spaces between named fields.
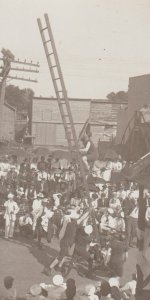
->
xmin=100 ymin=280 xmax=111 ymax=296
xmin=4 ymin=276 xmax=14 ymax=289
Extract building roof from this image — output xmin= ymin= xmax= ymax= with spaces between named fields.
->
xmin=129 ymin=74 xmax=150 ymax=80
xmin=33 ymin=96 xmax=127 ymax=105
xmin=33 ymin=97 xmax=91 ymax=102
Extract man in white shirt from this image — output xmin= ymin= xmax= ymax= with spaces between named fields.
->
xmin=127 ymin=200 xmax=139 ymax=248
xmin=100 ymin=208 xmax=116 ymax=233
xmin=4 ymin=193 xmax=19 ymax=239
xmin=32 ymin=193 xmax=44 ymax=231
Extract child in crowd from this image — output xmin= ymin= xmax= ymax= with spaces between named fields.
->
xmin=0 ymin=276 xmax=17 ymax=300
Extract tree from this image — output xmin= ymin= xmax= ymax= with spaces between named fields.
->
xmin=5 ymin=85 xmax=34 ymax=111
xmin=107 ymin=92 xmax=116 ymax=101
xmin=107 ymin=90 xmax=128 ymax=102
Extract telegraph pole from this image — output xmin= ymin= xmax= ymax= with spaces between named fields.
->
xmin=0 ymin=48 xmax=40 ymax=140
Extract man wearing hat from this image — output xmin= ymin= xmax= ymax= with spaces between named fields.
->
xmin=100 ymin=208 xmax=116 ymax=233
xmin=44 ymin=209 xmax=80 ymax=275
xmin=32 ymin=193 xmax=44 ymax=232
xmin=4 ymin=193 xmax=19 ymax=239
xmin=69 ymin=224 xmax=94 ymax=276
xmin=44 ymin=209 xmax=89 ymax=275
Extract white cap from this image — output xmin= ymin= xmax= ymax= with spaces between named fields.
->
xmin=85 ymin=284 xmax=96 ymax=296
xmin=42 ymin=198 xmax=48 ymax=203
xmin=69 ymin=210 xmax=80 ymax=220
xmin=84 ymin=225 xmax=93 ymax=235
xmin=121 ymin=212 xmax=124 ymax=218
xmin=52 ymin=274 xmax=64 ymax=286
xmin=37 ymin=193 xmax=44 ymax=198
xmin=109 ymin=277 xmax=120 ymax=288
xmin=8 ymin=193 xmax=14 ymax=199
xmin=10 ymin=165 xmax=16 ymax=169
xmin=30 ymin=284 xmax=42 ymax=296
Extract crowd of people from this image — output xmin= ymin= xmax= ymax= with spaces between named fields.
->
xmin=1 ymin=273 xmax=137 ymax=300
xmin=0 ymin=146 xmax=149 ymax=299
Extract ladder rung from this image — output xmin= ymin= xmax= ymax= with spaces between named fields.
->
xmin=47 ymin=53 xmax=54 ymax=56
xmin=44 ymin=39 xmax=51 ymax=44
xmin=54 ymin=77 xmax=60 ymax=81
xmin=50 ymin=65 xmax=57 ymax=68
xmin=40 ymin=27 xmax=48 ymax=32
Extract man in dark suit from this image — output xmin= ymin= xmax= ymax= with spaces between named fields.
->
xmin=98 ymin=193 xmax=109 ymax=208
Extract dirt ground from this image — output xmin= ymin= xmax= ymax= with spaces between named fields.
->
xmin=0 ymin=233 xmax=137 ymax=298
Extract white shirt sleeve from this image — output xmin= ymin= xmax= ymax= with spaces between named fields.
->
xmin=80 ymin=141 xmax=91 ymax=153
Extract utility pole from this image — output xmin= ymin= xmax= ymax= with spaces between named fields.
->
xmin=0 ymin=48 xmax=40 ymax=140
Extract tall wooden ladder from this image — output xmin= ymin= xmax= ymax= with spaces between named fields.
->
xmin=37 ymin=13 xmax=100 ymax=242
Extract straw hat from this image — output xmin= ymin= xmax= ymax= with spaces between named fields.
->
xmin=69 ymin=210 xmax=80 ymax=220
xmin=8 ymin=193 xmax=14 ymax=199
xmin=37 ymin=193 xmax=44 ymax=199
xmin=52 ymin=274 xmax=64 ymax=286
xmin=84 ymin=225 xmax=93 ymax=235
xmin=84 ymin=284 xmax=96 ymax=296
xmin=30 ymin=284 xmax=42 ymax=296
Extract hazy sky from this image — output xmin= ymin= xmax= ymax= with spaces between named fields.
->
xmin=1 ymin=0 xmax=150 ymax=98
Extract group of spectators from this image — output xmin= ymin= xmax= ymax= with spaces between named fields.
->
xmin=0 ymin=152 xmax=149 ymax=299
xmin=1 ymin=272 xmax=137 ymax=300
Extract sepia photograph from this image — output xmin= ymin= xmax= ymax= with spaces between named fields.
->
xmin=0 ymin=1 xmax=150 ymax=299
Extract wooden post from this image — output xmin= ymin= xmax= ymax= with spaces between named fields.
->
xmin=0 ymin=78 xmax=6 ymax=139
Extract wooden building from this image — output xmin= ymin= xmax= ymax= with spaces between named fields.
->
xmin=31 ymin=97 xmax=126 ymax=148
xmin=0 ymin=102 xmax=16 ymax=141
xmin=31 ymin=97 xmax=90 ymax=147
xmin=90 ymin=100 xmax=127 ymax=145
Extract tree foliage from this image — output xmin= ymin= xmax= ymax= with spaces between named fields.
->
xmin=5 ymin=85 xmax=34 ymax=111
xmin=107 ymin=90 xmax=128 ymax=102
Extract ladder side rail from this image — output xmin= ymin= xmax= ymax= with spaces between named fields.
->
xmin=37 ymin=18 xmax=73 ymax=152
xmin=44 ymin=14 xmax=92 ymax=193
xmin=44 ymin=14 xmax=80 ymax=147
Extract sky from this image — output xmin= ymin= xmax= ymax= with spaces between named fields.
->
xmin=0 ymin=0 xmax=150 ymax=99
